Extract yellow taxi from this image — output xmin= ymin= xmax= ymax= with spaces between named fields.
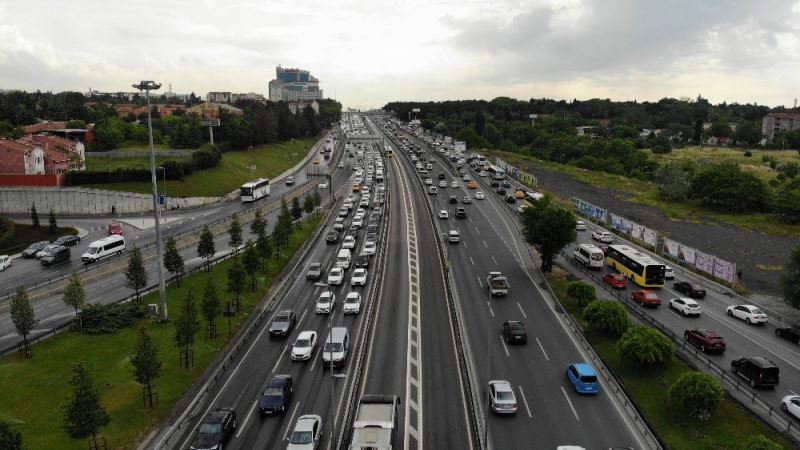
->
xmin=515 ymin=190 xmax=526 ymax=199
xmin=352 ymin=184 xmax=361 ymax=193
xmin=467 ymin=181 xmax=478 ymax=189
xmin=314 ymin=158 xmax=320 ymax=165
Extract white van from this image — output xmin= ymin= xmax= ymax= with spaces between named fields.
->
xmin=0 ymin=255 xmax=11 ymax=272
xmin=82 ymin=235 xmax=126 ymax=264
xmin=574 ymin=243 xmax=604 ymax=269
xmin=335 ymin=248 xmax=352 ymax=269
xmin=321 ymin=327 xmax=349 ymax=369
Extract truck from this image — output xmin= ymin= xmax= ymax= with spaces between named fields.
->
xmin=487 ymin=271 xmax=509 ymax=296
xmin=349 ymin=395 xmax=401 ymax=450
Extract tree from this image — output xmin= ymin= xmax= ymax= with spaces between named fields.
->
xmin=242 ymin=243 xmax=260 ymax=292
xmin=313 ymin=191 xmax=322 ymax=207
xmin=131 ymin=327 xmax=161 ymax=408
xmin=690 ymin=162 xmax=769 ymax=212
xmin=255 ymin=229 xmax=272 ymax=272
xmin=48 ymin=209 xmax=58 ymax=233
xmin=201 ymin=277 xmax=221 ymax=339
xmin=228 ymin=214 xmax=243 ymax=253
xmin=650 ymin=133 xmax=672 ymax=154
xmin=174 ymin=290 xmax=200 ymax=368
xmin=10 ymin=287 xmax=37 ymax=357
xmin=668 ymin=372 xmax=723 ymax=421
xmin=774 ymin=178 xmax=800 ymax=223
xmin=303 ymin=194 xmax=314 ymax=213
xmin=616 ymin=326 xmax=673 ymax=368
xmin=250 ymin=209 xmax=266 ymax=236
xmin=291 ymin=196 xmax=303 ymax=220
xmin=227 ymin=257 xmax=246 ymax=310
xmin=583 ymin=301 xmax=630 ymax=336
xmin=0 ymin=421 xmax=23 ymax=450
xmin=30 ymin=203 xmax=39 ymax=228
xmin=743 ymin=435 xmax=784 ymax=450
xmin=163 ymin=237 xmax=185 ymax=285
xmin=780 ymin=244 xmax=800 ymax=308
xmin=709 ymin=121 xmax=731 ymax=138
xmin=197 ymin=225 xmax=215 ymax=272
xmin=62 ymin=363 xmax=109 ymax=441
xmin=566 ymin=281 xmax=596 ymax=307
xmin=735 ymin=121 xmax=763 ymax=147
xmin=63 ymin=272 xmax=86 ymax=316
xmin=654 ymin=163 xmax=691 ymax=201
xmin=125 ymin=247 xmax=148 ymax=303
xmin=520 ymin=197 xmax=576 ymax=272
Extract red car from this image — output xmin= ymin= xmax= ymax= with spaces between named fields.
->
xmin=684 ymin=329 xmax=726 ymax=353
xmin=632 ymin=289 xmax=661 ymax=307
xmin=603 ymin=273 xmax=627 ymax=289
xmin=108 ymin=222 xmax=124 ymax=235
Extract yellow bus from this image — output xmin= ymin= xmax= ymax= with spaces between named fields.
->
xmin=606 ymin=245 xmax=665 ymax=288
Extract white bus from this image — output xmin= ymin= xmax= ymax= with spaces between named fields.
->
xmin=574 ymin=244 xmax=605 ymax=269
xmin=82 ymin=235 xmax=126 ymax=264
xmin=487 ymin=165 xmax=506 ymax=180
xmin=240 ymin=178 xmax=270 ymax=202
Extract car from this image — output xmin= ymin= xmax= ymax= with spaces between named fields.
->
xmin=259 ymin=374 xmax=293 ymax=415
xmin=342 ymin=235 xmax=356 ymax=249
xmin=669 ymin=297 xmax=701 ymax=317
xmin=269 ymin=310 xmax=296 ymax=336
xmin=502 ymin=180 xmax=512 ymax=188
xmin=782 ymin=395 xmax=800 ymax=420
xmin=333 ymin=217 xmax=345 ymax=231
xmin=514 ymin=190 xmax=526 ymax=199
xmin=475 ymin=191 xmax=485 ymax=200
xmin=504 ymin=194 xmax=516 ymax=203
xmin=319 ymin=181 xmax=329 ymax=189
xmin=462 ymin=196 xmax=472 ymax=204
xmin=479 ymin=170 xmax=487 ymax=177
xmin=360 ymin=241 xmax=377 ymax=256
xmin=566 ymin=363 xmax=600 ymax=394
xmin=325 ymin=231 xmax=339 ymax=244
xmin=21 ymin=241 xmax=50 ymax=258
xmin=313 ymin=158 xmax=320 ymax=165
xmin=108 ymin=222 xmax=123 ymax=235
xmin=664 ymin=265 xmax=675 ymax=279
xmin=344 ymin=292 xmax=362 ymax=314
xmin=0 ymin=255 xmax=11 ymax=272
xmin=591 ymin=230 xmax=613 ymax=243
xmin=338 ymin=207 xmax=349 ymax=217
xmin=726 ymin=304 xmax=768 ymax=325
xmin=439 ymin=180 xmax=447 ymax=188
xmin=631 ymin=289 xmax=660 ymax=307
xmin=438 ymin=172 xmax=446 ymax=180
xmin=190 ymin=408 xmax=237 ymax=450
xmin=285 ymin=176 xmax=295 ymax=186
xmin=429 ymin=186 xmax=438 ymax=195
xmin=291 ymin=331 xmax=317 ymax=361
xmin=327 ymin=267 xmax=345 ymax=285
xmin=490 ymin=180 xmax=500 ymax=188
xmin=338 ymin=162 xmax=344 ymax=168
xmin=345 ymin=227 xmax=360 ymax=240
xmin=450 ymin=181 xmax=459 ymax=188
xmin=731 ymin=357 xmax=780 ymax=388
xmin=603 ymin=273 xmax=628 ymax=289
xmin=316 ymin=291 xmax=336 ymax=314
xmin=41 ymin=245 xmax=70 ymax=267
xmin=596 ymin=243 xmax=610 ymax=255
xmin=449 ymin=195 xmax=458 ymax=204
xmin=468 ymin=181 xmax=478 ymax=189
xmin=673 ymin=281 xmax=706 ymax=299
xmin=438 ymin=210 xmax=449 ymax=219
xmin=425 ymin=178 xmax=433 ymax=185
xmin=775 ymin=325 xmax=800 ymax=344
xmin=448 ymin=230 xmax=460 ymax=243
xmin=462 ymin=175 xmax=470 ymax=182
xmin=351 ymin=268 xmax=368 ymax=286
xmin=286 ymin=414 xmax=323 ymax=450
xmin=455 ymin=207 xmax=467 ymax=219
xmin=488 ymin=380 xmax=518 ymax=414
xmin=502 ymin=321 xmax=527 ymax=344
xmin=53 ymin=235 xmax=81 ymax=247
xmin=684 ymin=329 xmax=726 ymax=353
xmin=36 ymin=244 xmax=60 ymax=259
xmin=496 ymin=188 xmax=507 ymax=196
xmin=354 ymin=254 xmax=370 ymax=268
xmin=575 ymin=220 xmax=587 ymax=231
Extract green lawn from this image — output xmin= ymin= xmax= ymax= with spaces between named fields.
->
xmin=0 ymin=217 xmax=78 ymax=254
xmin=0 ymin=217 xmax=320 ymax=449
xmin=547 ymin=273 xmax=793 ymax=449
xmin=81 ymin=136 xmax=321 ymax=197
xmin=646 ymin=146 xmax=800 ymax=183
xmin=85 ymin=156 xmax=190 ymax=172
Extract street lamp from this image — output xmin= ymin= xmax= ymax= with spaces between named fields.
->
xmin=484 ymin=286 xmax=492 ymax=449
xmin=133 ymin=80 xmax=168 ymax=323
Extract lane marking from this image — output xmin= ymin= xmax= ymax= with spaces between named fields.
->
xmin=283 ymin=402 xmax=301 ymax=440
xmin=296 ymin=308 xmax=308 ymax=329
xmin=517 ymin=386 xmax=533 ymax=418
xmin=499 ymin=335 xmax=510 ymax=357
xmin=477 ymin=277 xmax=483 ymax=288
xmin=469 ymin=256 xmax=475 ymax=267
xmin=535 ymin=337 xmax=550 ymax=361
xmin=483 ymin=240 xmax=488 ymax=248
xmin=474 ymin=226 xmax=480 ymax=235
xmin=561 ymin=386 xmax=580 ymax=421
xmin=235 ymin=400 xmax=258 ymax=438
xmin=464 ymin=241 xmax=468 ymax=249
xmin=492 ymin=256 xmax=498 ymax=266
xmin=271 ymin=345 xmax=288 ymax=374
xmin=487 ymin=301 xmax=495 ymax=318
xmin=516 ymin=302 xmax=527 ymax=319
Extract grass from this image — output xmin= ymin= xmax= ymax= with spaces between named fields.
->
xmin=81 ymin=136 xmax=321 ymax=197
xmin=85 ymin=156 xmax=190 ymax=172
xmin=547 ymin=271 xmax=793 ymax=450
xmin=0 ymin=218 xmax=78 ymax=255
xmin=0 ymin=216 xmax=321 ymax=449
xmin=646 ymin=146 xmax=800 ymax=183
xmin=483 ymin=149 xmax=800 ymax=237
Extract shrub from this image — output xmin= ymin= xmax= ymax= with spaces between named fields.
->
xmin=583 ymin=301 xmax=630 ymax=336
xmin=616 ymin=325 xmax=673 ymax=367
xmin=566 ymin=281 xmax=596 ymax=307
xmin=80 ymin=303 xmax=146 ymax=335
xmin=743 ymin=435 xmax=783 ymax=450
xmin=668 ymin=372 xmax=723 ymax=421
xmin=191 ymin=145 xmax=222 ymax=170
xmin=743 ymin=151 xmax=752 ymax=157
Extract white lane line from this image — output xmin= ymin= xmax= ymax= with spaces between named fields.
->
xmin=518 ymin=386 xmax=533 ymax=418
xmin=487 ymin=301 xmax=495 ymax=318
xmin=296 ymin=308 xmax=309 ymax=329
xmin=477 ymin=277 xmax=483 ymax=288
xmin=561 ymin=386 xmax=580 ymax=421
xmin=516 ymin=302 xmax=527 ymax=319
xmin=271 ymin=345 xmax=288 ymax=374
xmin=499 ymin=335 xmax=510 ymax=357
xmin=536 ymin=337 xmax=550 ymax=361
xmin=475 ymin=226 xmax=480 ymax=234
xmin=235 ymin=400 xmax=259 ymax=438
xmin=483 ymin=240 xmax=488 ymax=248
xmin=790 ymin=390 xmax=798 ymax=395
xmin=469 ymin=256 xmax=475 ymax=266
xmin=464 ymin=241 xmax=468 ymax=249
xmin=492 ymin=256 xmax=498 ymax=265
xmin=283 ymin=402 xmax=301 ymax=440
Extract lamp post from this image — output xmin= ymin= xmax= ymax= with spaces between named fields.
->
xmin=133 ymin=80 xmax=168 ymax=323
xmin=484 ymin=287 xmax=492 ymax=450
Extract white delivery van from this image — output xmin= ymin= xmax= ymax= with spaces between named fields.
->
xmin=335 ymin=248 xmax=352 ymax=269
xmin=574 ymin=243 xmax=605 ymax=269
xmin=82 ymin=235 xmax=126 ymax=264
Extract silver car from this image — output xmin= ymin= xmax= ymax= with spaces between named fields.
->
xmin=488 ymin=380 xmax=517 ymax=414
xmin=287 ymin=414 xmax=323 ymax=449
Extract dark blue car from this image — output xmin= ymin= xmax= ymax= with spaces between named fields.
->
xmin=259 ymin=374 xmax=293 ymax=415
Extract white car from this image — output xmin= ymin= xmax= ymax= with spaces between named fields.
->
xmin=0 ymin=255 xmax=11 ymax=272
xmin=333 ymin=217 xmax=345 ymax=231
xmin=475 ymin=191 xmax=485 ymax=200
xmin=344 ymin=292 xmax=362 ymax=315
xmin=285 ymin=176 xmax=295 ymax=185
xmin=360 ymin=241 xmax=377 ymax=256
xmin=576 ymin=220 xmax=587 ymax=231
xmin=327 ymin=268 xmax=344 ymax=286
xmin=429 ymin=187 xmax=438 ymax=195
xmin=338 ymin=207 xmax=349 ymax=218
xmin=782 ymin=395 xmax=800 ymax=420
xmin=425 ymin=178 xmax=433 ymax=185
xmin=319 ymin=181 xmax=329 ymax=189
xmin=488 ymin=380 xmax=518 ymax=414
xmin=450 ymin=181 xmax=459 ymax=188
xmin=591 ymin=231 xmax=614 ymax=243
xmin=316 ymin=291 xmax=336 ymax=314
xmin=669 ymin=297 xmax=701 ymax=317
xmin=438 ymin=210 xmax=449 ymax=219
xmin=286 ymin=414 xmax=323 ymax=450
xmin=351 ymin=217 xmax=363 ymax=229
xmin=351 ymin=268 xmax=368 ymax=286
xmin=726 ymin=304 xmax=768 ymax=325
xmin=479 ymin=171 xmax=487 ymax=177
xmin=291 ymin=331 xmax=317 ymax=361
xmin=439 ymin=180 xmax=447 ymax=188
xmin=36 ymin=244 xmax=59 ymax=259
xmin=342 ymin=235 xmax=356 ymax=249
xmin=338 ymin=162 xmax=344 ymax=168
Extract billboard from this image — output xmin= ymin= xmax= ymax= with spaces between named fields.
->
xmin=454 ymin=141 xmax=466 ymax=152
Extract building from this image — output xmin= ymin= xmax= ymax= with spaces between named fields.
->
xmin=287 ymin=100 xmax=319 ymax=114
xmin=205 ymin=91 xmax=265 ymax=103
xmin=0 ymin=138 xmax=74 ymax=175
xmin=21 ymin=121 xmax=95 ymax=145
xmin=26 ymin=135 xmax=85 ymax=171
xmin=188 ymin=102 xmax=244 ymax=118
xmin=268 ymin=66 xmax=323 ymax=102
xmin=762 ymin=113 xmax=800 ymax=142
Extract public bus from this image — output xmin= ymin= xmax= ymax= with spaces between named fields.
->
xmin=606 ymin=245 xmax=666 ymax=288
xmin=487 ymin=165 xmax=506 ymax=180
xmin=240 ymin=178 xmax=270 ymax=202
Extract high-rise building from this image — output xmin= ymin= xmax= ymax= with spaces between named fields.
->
xmin=762 ymin=112 xmax=800 ymax=142
xmin=268 ymin=66 xmax=323 ymax=102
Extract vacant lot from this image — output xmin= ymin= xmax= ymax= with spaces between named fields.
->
xmin=645 ymin=146 xmax=800 ymax=182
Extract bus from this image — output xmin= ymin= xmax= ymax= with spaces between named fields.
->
xmin=240 ymin=178 xmax=270 ymax=202
xmin=487 ymin=165 xmax=506 ymax=180
xmin=606 ymin=245 xmax=666 ymax=288
xmin=386 ymin=148 xmax=394 ymax=158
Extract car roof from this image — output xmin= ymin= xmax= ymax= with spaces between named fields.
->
xmin=297 ymin=331 xmax=315 ymax=339
xmin=694 ymin=329 xmax=721 ymax=337
xmin=571 ymin=363 xmax=596 ymax=376
xmin=489 ymin=380 xmax=513 ymax=391
xmin=506 ymin=321 xmax=525 ymax=329
xmin=295 ymin=415 xmax=320 ymax=431
xmin=269 ymin=374 xmax=292 ymax=387
xmin=276 ymin=310 xmax=293 ymax=318
xmin=207 ymin=408 xmax=231 ymax=421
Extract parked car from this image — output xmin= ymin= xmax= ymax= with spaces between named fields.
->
xmin=726 ymin=304 xmax=768 ymax=325
xmin=631 ymin=289 xmax=660 ymax=307
xmin=603 ymin=273 xmax=628 ymax=289
xmin=684 ymin=329 xmax=726 ymax=353
xmin=21 ymin=241 xmax=50 ymax=258
xmin=286 ymin=414 xmax=323 ymax=450
xmin=731 ymin=357 xmax=779 ymax=388
xmin=108 ymin=222 xmax=123 ymax=235
xmin=502 ymin=321 xmax=527 ymax=344
xmin=259 ymin=374 xmax=293 ymax=415
xmin=775 ymin=325 xmax=800 ymax=344
xmin=53 ymin=235 xmax=81 ymax=247
xmin=291 ymin=331 xmax=317 ymax=361
xmin=669 ymin=297 xmax=701 ymax=317
xmin=566 ymin=363 xmax=600 ymax=394
xmin=269 ymin=310 xmax=296 ymax=336
xmin=190 ymin=408 xmax=237 ymax=450
xmin=673 ymin=281 xmax=706 ymax=299
xmin=488 ymin=380 xmax=518 ymax=414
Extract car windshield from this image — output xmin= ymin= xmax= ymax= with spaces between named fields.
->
xmin=295 ymin=338 xmax=311 ymax=347
xmin=275 ymin=315 xmax=289 ymax=323
xmin=199 ymin=422 xmax=222 ymax=434
xmin=289 ymin=430 xmax=313 ymax=444
xmin=263 ymin=387 xmax=283 ymax=396
xmin=751 ymin=308 xmax=764 ymax=315
xmin=324 ymin=343 xmax=343 ymax=352
xmin=309 ymin=264 xmax=320 ymax=270
xmin=88 ymin=246 xmax=99 ymax=255
xmin=580 ymin=375 xmax=598 ymax=383
xmin=346 ymin=296 xmax=358 ymax=303
xmin=495 ymin=391 xmax=514 ymax=401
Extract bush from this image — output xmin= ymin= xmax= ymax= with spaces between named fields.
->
xmin=80 ymin=303 xmax=146 ymax=335
xmin=566 ymin=281 xmax=596 ymax=307
xmin=668 ymin=372 xmax=723 ymax=421
xmin=616 ymin=325 xmax=673 ymax=367
xmin=191 ymin=145 xmax=222 ymax=170
xmin=0 ymin=216 xmax=15 ymax=250
xmin=689 ymin=162 xmax=769 ymax=212
xmin=743 ymin=435 xmax=784 ymax=450
xmin=744 ymin=150 xmax=752 ymax=157
xmin=583 ymin=301 xmax=630 ymax=336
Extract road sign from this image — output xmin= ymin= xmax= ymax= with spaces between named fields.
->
xmin=200 ymin=118 xmax=221 ymax=127
xmin=158 ymin=194 xmax=166 ymax=205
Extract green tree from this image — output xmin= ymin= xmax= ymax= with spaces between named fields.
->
xmin=255 ymin=229 xmax=272 ymax=272
xmin=163 ymin=236 xmax=185 ymax=285
xmin=735 ymin=121 xmax=763 ymax=147
xmin=780 ymin=244 xmax=800 ymax=308
xmin=668 ymin=372 xmax=723 ymax=421
xmin=30 ymin=203 xmax=39 ymax=228
xmin=131 ymin=327 xmax=161 ymax=408
xmin=774 ymin=178 xmax=800 ymax=223
xmin=566 ymin=281 xmax=596 ymax=307
xmin=228 ymin=214 xmax=243 ymax=253
xmin=313 ymin=191 xmax=322 ymax=207
xmin=124 ymin=247 xmax=148 ymax=303
xmin=227 ymin=257 xmax=246 ymax=310
xmin=48 ymin=209 xmax=58 ymax=233
xmin=291 ymin=196 xmax=303 ymax=220
xmin=616 ymin=326 xmax=673 ymax=368
xmin=650 ymin=133 xmax=672 ymax=154
xmin=66 ymin=119 xmax=87 ymax=129
xmin=242 ymin=243 xmax=260 ymax=292
xmin=583 ymin=301 xmax=630 ymax=336
xmin=62 ymin=363 xmax=109 ymax=441
xmin=0 ymin=421 xmax=24 ymax=450
xmin=690 ymin=162 xmax=769 ymax=212
xmin=10 ymin=287 xmax=37 ymax=357
xmin=250 ymin=209 xmax=266 ymax=236
xmin=520 ymin=197 xmax=576 ymax=272
xmin=709 ymin=120 xmax=731 ymax=138
xmin=174 ymin=290 xmax=200 ymax=366
xmin=63 ymin=272 xmax=86 ymax=316
xmin=743 ymin=435 xmax=784 ymax=450
xmin=201 ymin=278 xmax=221 ymax=339
xmin=197 ymin=225 xmax=215 ymax=272
xmin=303 ymin=194 xmax=314 ymax=213
xmin=654 ymin=163 xmax=691 ymax=201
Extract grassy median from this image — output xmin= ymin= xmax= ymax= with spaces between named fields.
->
xmin=547 ymin=270 xmax=792 ymax=449
xmin=0 ymin=216 xmax=320 ymax=449
xmin=0 ymin=217 xmax=78 ymax=255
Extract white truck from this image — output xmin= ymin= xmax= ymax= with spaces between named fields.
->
xmin=349 ymin=395 xmax=401 ymax=450
xmin=487 ymin=271 xmax=509 ymax=296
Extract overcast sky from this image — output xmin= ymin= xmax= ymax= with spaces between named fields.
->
xmin=1 ymin=0 xmax=799 ymax=109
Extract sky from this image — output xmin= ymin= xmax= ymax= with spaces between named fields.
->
xmin=1 ymin=0 xmax=799 ymax=110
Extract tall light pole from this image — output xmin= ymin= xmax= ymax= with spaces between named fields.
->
xmin=133 ymin=80 xmax=168 ymax=323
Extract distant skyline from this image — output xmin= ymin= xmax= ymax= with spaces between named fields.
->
xmin=1 ymin=0 xmax=799 ymax=110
